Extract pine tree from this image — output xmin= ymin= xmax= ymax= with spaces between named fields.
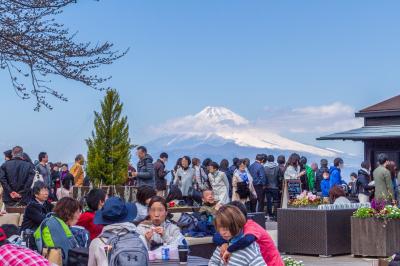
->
xmin=86 ymin=89 xmax=132 ymax=185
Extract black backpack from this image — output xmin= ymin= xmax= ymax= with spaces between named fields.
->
xmin=236 ymin=181 xmax=250 ymax=199
xmin=68 ymin=248 xmax=89 ymax=266
xmin=177 ymin=213 xmax=198 ymax=232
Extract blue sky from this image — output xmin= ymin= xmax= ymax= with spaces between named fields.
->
xmin=0 ymin=0 xmax=400 ymax=162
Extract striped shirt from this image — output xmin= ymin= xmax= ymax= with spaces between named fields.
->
xmin=208 ymin=242 xmax=267 ymax=266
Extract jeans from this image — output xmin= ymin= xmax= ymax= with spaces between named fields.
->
xmin=265 ymin=188 xmax=280 ymax=217
xmin=254 ymin=184 xmax=266 ymax=213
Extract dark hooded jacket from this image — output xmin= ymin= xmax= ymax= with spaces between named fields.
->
xmin=356 ymin=168 xmax=373 ymax=196
xmin=136 ymin=154 xmax=155 ymax=188
xmin=264 ymin=162 xmax=280 ymax=189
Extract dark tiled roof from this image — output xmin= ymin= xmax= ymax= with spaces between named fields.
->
xmin=317 ymin=125 xmax=400 ymax=141
xmin=360 ymin=95 xmax=400 ymax=113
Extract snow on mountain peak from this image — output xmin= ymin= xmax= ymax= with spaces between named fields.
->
xmin=194 ymin=106 xmax=249 ymax=126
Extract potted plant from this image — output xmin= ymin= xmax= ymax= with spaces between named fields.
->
xmin=351 ymin=199 xmax=400 ymax=257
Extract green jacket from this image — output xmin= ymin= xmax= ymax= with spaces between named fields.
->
xmin=34 ymin=216 xmax=73 ymax=248
xmin=34 ymin=216 xmax=77 ymax=265
xmin=305 ymin=165 xmax=315 ymax=192
xmin=373 ymin=165 xmax=394 ymax=200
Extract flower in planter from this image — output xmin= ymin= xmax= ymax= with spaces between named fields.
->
xmin=290 ymin=191 xmax=321 ymax=207
xmin=282 ymin=257 xmax=304 ymax=266
xmin=354 ymin=205 xmax=400 ymax=219
xmin=353 ymin=207 xmax=375 ymax=218
xmin=371 ymin=198 xmax=387 ymax=212
xmin=296 ymin=191 xmax=306 ymax=200
xmin=307 ymin=192 xmax=317 ymax=201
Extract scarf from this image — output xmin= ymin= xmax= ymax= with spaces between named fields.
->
xmin=239 ymin=171 xmax=249 ymax=184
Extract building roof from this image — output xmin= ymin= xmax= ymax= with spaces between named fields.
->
xmin=317 ymin=125 xmax=400 ymax=141
xmin=356 ymin=95 xmax=400 ymax=118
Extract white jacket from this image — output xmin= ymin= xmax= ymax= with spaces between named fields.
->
xmin=208 ymin=170 xmax=229 ymax=204
xmin=136 ymin=220 xmax=185 ymax=249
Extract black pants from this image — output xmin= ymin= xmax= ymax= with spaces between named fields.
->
xmin=265 ymin=188 xmax=280 ymax=217
xmin=254 ymin=184 xmax=266 ymax=213
xmin=245 ymin=199 xmax=257 ymax=213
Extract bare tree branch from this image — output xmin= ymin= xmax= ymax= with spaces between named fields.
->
xmin=0 ymin=0 xmax=127 ymax=111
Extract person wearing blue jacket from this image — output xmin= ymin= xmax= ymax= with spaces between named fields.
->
xmin=329 ymin=158 xmax=344 ymax=189
xmin=249 ymin=154 xmax=268 ymax=213
xmin=321 ymin=170 xmax=330 ymax=198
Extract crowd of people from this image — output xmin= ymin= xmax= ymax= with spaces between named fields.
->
xmin=0 ymin=147 xmax=85 ymax=208
xmin=0 ymin=144 xmax=398 ymax=265
xmin=163 ymin=150 xmax=400 ymax=217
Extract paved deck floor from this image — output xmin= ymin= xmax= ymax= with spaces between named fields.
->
xmin=287 ymin=255 xmax=376 ymax=266
xmin=266 ymin=222 xmax=378 ymax=266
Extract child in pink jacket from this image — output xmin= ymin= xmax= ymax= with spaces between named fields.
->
xmin=213 ymin=201 xmax=284 ymax=266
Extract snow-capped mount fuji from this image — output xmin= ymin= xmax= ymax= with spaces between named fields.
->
xmin=146 ymin=106 xmax=338 ymax=158
xmin=194 ymin=106 xmax=249 ymax=126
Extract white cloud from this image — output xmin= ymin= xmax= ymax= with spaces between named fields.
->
xmin=261 ymin=102 xmax=363 ymax=134
xmin=293 ymin=102 xmax=354 ymax=117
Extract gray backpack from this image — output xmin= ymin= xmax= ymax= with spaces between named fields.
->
xmin=101 ymin=229 xmax=149 ymax=266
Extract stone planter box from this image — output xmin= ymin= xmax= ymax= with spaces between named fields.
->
xmin=278 ymin=208 xmax=355 ymax=256
xmin=73 ymin=186 xmax=137 ymax=202
xmin=351 ymin=217 xmax=400 ymax=257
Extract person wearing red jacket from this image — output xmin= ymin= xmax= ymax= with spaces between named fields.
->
xmin=77 ymin=189 xmax=106 ymax=240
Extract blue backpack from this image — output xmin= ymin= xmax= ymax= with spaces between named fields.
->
xmin=34 ymin=216 xmax=78 ymax=265
xmin=70 ymin=226 xmax=90 ymax=248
